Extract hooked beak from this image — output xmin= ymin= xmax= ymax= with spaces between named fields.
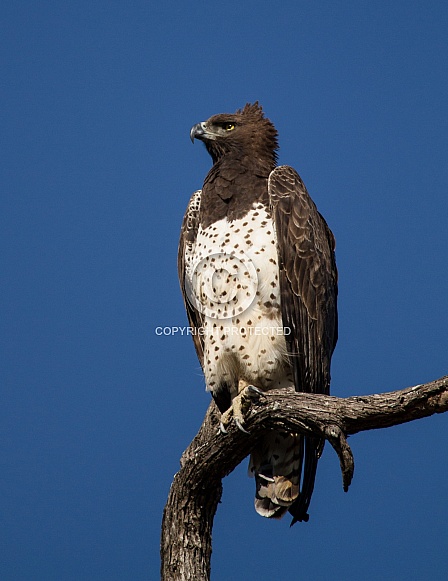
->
xmin=190 ymin=122 xmax=207 ymax=143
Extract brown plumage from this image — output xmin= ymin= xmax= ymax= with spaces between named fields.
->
xmin=179 ymin=102 xmax=338 ymax=524
xmin=194 ymin=103 xmax=278 ymax=229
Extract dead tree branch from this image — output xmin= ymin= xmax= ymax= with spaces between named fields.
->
xmin=161 ymin=375 xmax=448 ymax=580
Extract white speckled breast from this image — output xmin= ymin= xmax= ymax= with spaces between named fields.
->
xmin=185 ymin=202 xmax=292 ymax=397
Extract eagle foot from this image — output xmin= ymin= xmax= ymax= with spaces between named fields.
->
xmin=219 ymin=384 xmax=265 ymax=435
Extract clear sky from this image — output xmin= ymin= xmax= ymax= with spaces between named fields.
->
xmin=1 ymin=2 xmax=447 ymax=580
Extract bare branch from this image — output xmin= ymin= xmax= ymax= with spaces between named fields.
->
xmin=161 ymin=375 xmax=448 ymax=580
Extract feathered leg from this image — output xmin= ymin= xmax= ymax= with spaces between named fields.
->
xmin=249 ymin=432 xmax=303 ymax=519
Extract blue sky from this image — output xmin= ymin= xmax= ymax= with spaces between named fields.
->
xmin=1 ymin=2 xmax=447 ymax=579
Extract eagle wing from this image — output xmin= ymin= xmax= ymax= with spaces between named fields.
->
xmin=178 ymin=190 xmax=205 ymax=367
xmin=268 ymin=165 xmax=338 ymax=522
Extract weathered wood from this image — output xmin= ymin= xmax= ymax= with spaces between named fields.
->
xmin=161 ymin=375 xmax=448 ymax=580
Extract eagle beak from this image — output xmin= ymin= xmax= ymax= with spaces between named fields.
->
xmin=190 ymin=122 xmax=206 ymax=143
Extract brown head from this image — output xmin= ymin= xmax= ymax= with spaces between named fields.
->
xmin=190 ymin=102 xmax=279 ymax=169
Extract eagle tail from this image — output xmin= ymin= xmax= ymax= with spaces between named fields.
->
xmin=249 ymin=432 xmax=303 ymax=519
xmin=288 ymin=437 xmax=321 ymax=525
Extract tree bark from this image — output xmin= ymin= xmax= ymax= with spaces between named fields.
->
xmin=161 ymin=375 xmax=448 ymax=580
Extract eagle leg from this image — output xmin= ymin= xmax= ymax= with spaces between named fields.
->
xmin=219 ymin=381 xmax=265 ymax=434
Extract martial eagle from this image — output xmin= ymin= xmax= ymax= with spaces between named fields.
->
xmin=178 ymin=103 xmax=338 ymax=523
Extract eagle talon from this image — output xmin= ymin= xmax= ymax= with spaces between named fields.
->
xmin=246 ymin=385 xmax=265 ymax=400
xmin=234 ymin=418 xmax=250 ymax=434
xmin=218 ymin=385 xmax=258 ymax=434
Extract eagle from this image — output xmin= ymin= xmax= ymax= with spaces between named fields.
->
xmin=178 ymin=102 xmax=338 ymax=524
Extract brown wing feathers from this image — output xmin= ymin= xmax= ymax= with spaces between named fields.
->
xmin=269 ymin=165 xmax=338 ymax=523
xmin=178 ymin=190 xmax=204 ymax=366
xmin=269 ymin=165 xmax=337 ymax=396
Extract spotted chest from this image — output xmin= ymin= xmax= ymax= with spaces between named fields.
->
xmin=185 ymin=202 xmax=292 ymax=397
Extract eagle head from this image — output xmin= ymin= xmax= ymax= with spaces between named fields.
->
xmin=190 ymin=102 xmax=279 ymax=167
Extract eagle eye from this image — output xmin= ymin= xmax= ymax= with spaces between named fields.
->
xmin=222 ymin=122 xmax=235 ymax=131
